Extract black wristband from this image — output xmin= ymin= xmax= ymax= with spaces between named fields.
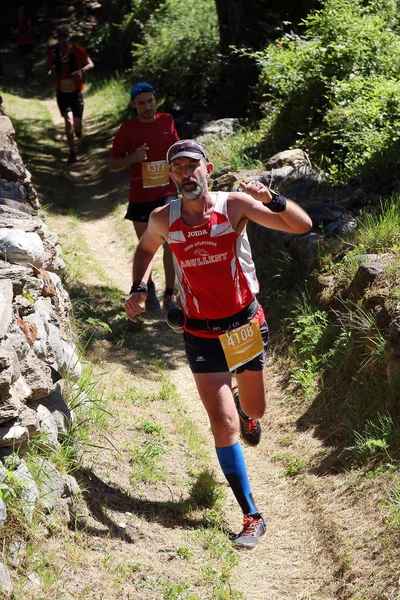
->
xmin=130 ymin=280 xmax=148 ymax=294
xmin=263 ymin=189 xmax=287 ymax=212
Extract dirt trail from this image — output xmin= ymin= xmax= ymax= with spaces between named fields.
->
xmin=35 ymin=97 xmax=346 ymax=600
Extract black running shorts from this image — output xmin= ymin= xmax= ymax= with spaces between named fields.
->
xmin=184 ymin=321 xmax=269 ymax=374
xmin=56 ymin=91 xmax=84 ymax=119
xmin=124 ymin=194 xmax=177 ymax=223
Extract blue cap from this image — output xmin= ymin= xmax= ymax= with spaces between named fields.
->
xmin=130 ymin=82 xmax=156 ymax=100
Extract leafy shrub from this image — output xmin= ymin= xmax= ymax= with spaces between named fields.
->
xmin=251 ymin=0 xmax=400 ymax=181
xmin=131 ymin=0 xmax=221 ymax=103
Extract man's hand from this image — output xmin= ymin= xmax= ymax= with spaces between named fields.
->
xmin=134 ymin=143 xmax=150 ymax=162
xmin=124 ymin=292 xmax=147 ymax=322
xmin=71 ymin=69 xmax=83 ymax=81
xmin=239 ymin=181 xmax=273 ymax=204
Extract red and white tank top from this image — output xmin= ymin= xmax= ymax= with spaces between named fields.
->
xmin=168 ymin=192 xmax=263 ymax=337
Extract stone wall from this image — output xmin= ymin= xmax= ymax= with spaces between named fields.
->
xmin=0 ymin=114 xmax=81 ymax=458
xmin=0 ymin=114 xmax=81 ymax=595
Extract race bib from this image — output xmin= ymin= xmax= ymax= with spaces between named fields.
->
xmin=60 ymin=78 xmax=77 ymax=93
xmin=141 ymin=161 xmax=169 ymax=188
xmin=219 ymin=321 xmax=264 ymax=372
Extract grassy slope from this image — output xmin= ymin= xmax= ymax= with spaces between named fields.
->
xmin=1 ymin=54 xmax=400 ymax=598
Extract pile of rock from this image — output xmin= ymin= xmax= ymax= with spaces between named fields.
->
xmin=0 ymin=113 xmax=81 ymax=595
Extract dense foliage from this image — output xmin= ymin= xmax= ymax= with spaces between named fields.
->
xmin=130 ymin=0 xmax=220 ymax=104
xmin=251 ymin=0 xmax=400 ymax=182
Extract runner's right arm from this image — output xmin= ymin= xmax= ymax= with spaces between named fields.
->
xmin=124 ymin=208 xmax=168 ymax=322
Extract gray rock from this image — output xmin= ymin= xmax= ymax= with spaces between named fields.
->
xmin=348 ymin=262 xmax=385 ymax=300
xmin=40 ymin=225 xmax=65 ymax=273
xmin=33 ymin=457 xmax=66 ymax=513
xmin=259 ymin=166 xmax=296 ymax=189
xmin=48 ymin=271 xmax=73 ymax=321
xmin=8 ymin=539 xmax=26 ymax=567
xmin=59 ymin=339 xmax=82 ymax=380
xmin=0 ymin=259 xmax=29 ymax=295
xmin=63 ymin=474 xmax=81 ymax=497
xmin=0 ymin=149 xmax=25 ymax=182
xmin=0 ymin=561 xmax=12 ymax=594
xmin=0 ymin=205 xmax=39 ymax=230
xmin=4 ymin=320 xmax=30 ymax=360
xmin=0 ymin=280 xmax=13 ymax=339
xmin=0 ymin=424 xmax=29 ymax=449
xmin=19 ymin=350 xmax=54 ymax=401
xmin=0 ymin=341 xmax=20 ymax=398
xmin=325 ymin=219 xmax=357 ymax=237
xmin=32 ymin=388 xmax=74 ymax=439
xmin=14 ymin=460 xmax=39 ymax=521
xmin=0 ymin=498 xmax=7 ymax=526
xmin=198 ymin=117 xmax=239 ymax=139
xmin=0 ymin=228 xmax=45 ymax=267
xmin=11 ymin=375 xmax=32 ymax=402
xmin=266 ymin=148 xmax=310 ymax=169
xmin=18 ymin=404 xmax=40 ymax=436
xmin=35 ymin=404 xmax=60 ymax=450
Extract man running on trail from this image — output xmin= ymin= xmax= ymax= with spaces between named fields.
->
xmin=124 ymin=139 xmax=313 ymax=549
xmin=16 ymin=6 xmax=35 ymax=82
xmin=110 ymin=82 xmax=179 ymax=312
xmin=47 ymin=26 xmax=94 ymax=165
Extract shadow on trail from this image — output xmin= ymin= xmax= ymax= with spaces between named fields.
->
xmin=73 ymin=467 xmax=228 ymax=542
xmin=70 ymin=281 xmax=185 ymax=373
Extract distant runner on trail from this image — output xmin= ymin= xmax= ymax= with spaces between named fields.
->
xmin=125 ymin=139 xmax=313 ymax=549
xmin=16 ymin=6 xmax=35 ymax=82
xmin=47 ymin=26 xmax=94 ymax=165
xmin=110 ymin=82 xmax=179 ymax=312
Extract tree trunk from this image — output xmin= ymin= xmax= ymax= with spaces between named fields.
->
xmin=213 ymin=0 xmax=318 ymax=114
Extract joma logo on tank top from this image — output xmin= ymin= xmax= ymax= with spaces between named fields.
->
xmin=180 ymin=252 xmax=228 ymax=268
xmin=187 ymin=229 xmax=208 ymax=237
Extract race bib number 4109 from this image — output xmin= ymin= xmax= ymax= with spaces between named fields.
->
xmin=142 ymin=160 xmax=169 ymax=188
xmin=219 ymin=321 xmax=264 ymax=372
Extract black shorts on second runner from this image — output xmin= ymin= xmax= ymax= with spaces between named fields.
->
xmin=56 ymin=91 xmax=84 ymax=119
xmin=124 ymin=194 xmax=177 ymax=223
xmin=184 ymin=321 xmax=269 ymax=374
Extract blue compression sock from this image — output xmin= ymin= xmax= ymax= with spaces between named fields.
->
xmin=216 ymin=442 xmax=258 ymax=515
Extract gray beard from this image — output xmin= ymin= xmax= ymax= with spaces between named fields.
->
xmin=180 ymin=176 xmax=207 ymax=200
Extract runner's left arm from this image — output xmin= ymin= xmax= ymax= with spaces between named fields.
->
xmin=235 ymin=181 xmax=312 ymax=234
xmin=72 ymin=47 xmax=94 ymax=79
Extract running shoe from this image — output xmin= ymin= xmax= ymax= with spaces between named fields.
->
xmin=234 ymin=513 xmax=266 ymax=549
xmin=145 ymin=283 xmax=161 ymax=312
xmin=163 ymin=294 xmax=179 ymax=311
xmin=232 ymin=386 xmax=261 ymax=446
xmin=67 ymin=151 xmax=77 ymax=164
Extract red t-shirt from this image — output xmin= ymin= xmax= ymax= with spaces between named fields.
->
xmin=48 ymin=45 xmax=90 ymax=93
xmin=111 ymin=113 xmax=179 ymax=203
xmin=17 ymin=19 xmax=34 ymax=46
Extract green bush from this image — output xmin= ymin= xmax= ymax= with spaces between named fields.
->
xmin=131 ymin=0 xmax=221 ymax=103
xmin=251 ymin=0 xmax=400 ymax=181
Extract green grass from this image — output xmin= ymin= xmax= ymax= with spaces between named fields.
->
xmin=207 ymin=126 xmax=265 ymax=173
xmin=85 ymin=76 xmax=131 ymax=129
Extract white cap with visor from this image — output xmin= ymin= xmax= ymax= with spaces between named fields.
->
xmin=167 ymin=139 xmax=208 ymax=164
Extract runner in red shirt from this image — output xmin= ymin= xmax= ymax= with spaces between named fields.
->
xmin=125 ymin=139 xmax=312 ymax=549
xmin=48 ymin=26 xmax=94 ymax=164
xmin=110 ymin=82 xmax=179 ymax=311
xmin=16 ymin=6 xmax=35 ymax=82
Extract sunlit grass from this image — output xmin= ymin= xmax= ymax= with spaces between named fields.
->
xmin=207 ymin=126 xmax=265 ymax=172
xmin=85 ymin=76 xmax=131 ymax=129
